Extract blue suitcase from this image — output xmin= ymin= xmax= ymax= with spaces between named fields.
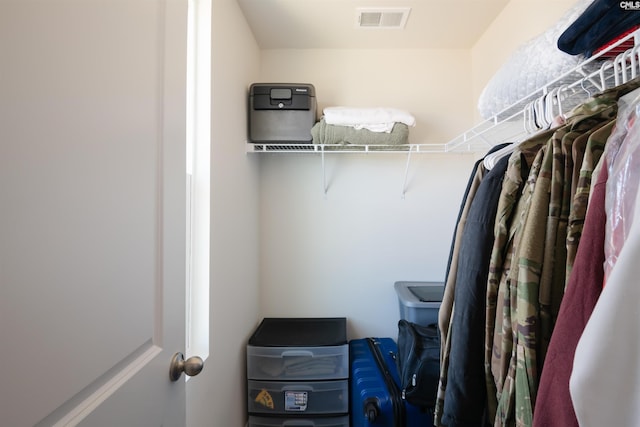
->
xmin=350 ymin=337 xmax=435 ymax=427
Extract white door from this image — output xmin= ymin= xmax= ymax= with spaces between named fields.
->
xmin=0 ymin=1 xmax=194 ymax=426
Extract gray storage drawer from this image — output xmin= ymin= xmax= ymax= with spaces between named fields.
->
xmin=247 ymin=344 xmax=349 ymax=381
xmin=247 ymin=379 xmax=348 ymax=415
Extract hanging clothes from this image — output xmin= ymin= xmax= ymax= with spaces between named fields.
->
xmin=532 ymin=111 xmax=623 ymax=427
xmin=603 ymin=89 xmax=640 ymax=282
xmin=537 ymin=104 xmax=618 ymax=367
xmin=565 ymin=120 xmax=616 ymax=282
xmin=531 ymin=155 xmax=611 ymax=427
xmin=489 ymin=79 xmax=640 ymax=427
xmin=437 ymin=162 xmax=486 ymax=427
xmin=440 ymin=152 xmax=511 ymax=427
xmin=435 ymin=143 xmax=511 ymax=427
xmin=484 ymin=130 xmax=553 ymax=424
xmin=437 ymin=40 xmax=640 ymax=422
xmin=441 ymin=145 xmax=509 ymax=348
xmin=493 ymin=133 xmax=551 ymax=427
xmin=435 ymin=78 xmax=639 ymax=427
xmin=569 ymin=143 xmax=640 ymax=425
xmin=568 ymin=88 xmax=640 ymax=425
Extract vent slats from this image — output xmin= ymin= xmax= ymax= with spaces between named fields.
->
xmin=359 ymin=12 xmax=382 ymax=27
xmin=356 ymin=8 xmax=410 ymax=29
xmin=380 ymin=12 xmax=404 ymax=27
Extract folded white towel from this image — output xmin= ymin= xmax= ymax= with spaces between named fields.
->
xmin=323 ymin=107 xmax=416 ymax=133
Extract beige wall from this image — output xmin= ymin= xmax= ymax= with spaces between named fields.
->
xmin=471 ymin=0 xmax=579 ymax=121
xmin=260 ymin=49 xmax=475 ymax=143
xmin=257 ymin=49 xmax=480 ymax=340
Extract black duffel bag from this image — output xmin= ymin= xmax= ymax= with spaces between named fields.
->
xmin=396 ymin=319 xmax=441 ymax=410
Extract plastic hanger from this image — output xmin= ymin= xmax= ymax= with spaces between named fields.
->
xmin=524 ymin=101 xmax=535 ymax=134
xmin=544 ymin=89 xmax=555 ymax=125
xmin=535 ymin=95 xmax=548 ymax=129
xmin=556 ymin=85 xmax=568 ymax=121
xmin=631 ymin=44 xmax=640 ymax=80
xmin=522 ymin=102 xmax=531 ymax=133
xmin=599 ymin=60 xmax=614 ymax=90
xmin=614 ymin=51 xmax=626 ymax=86
xmin=581 ymin=77 xmax=592 ymax=98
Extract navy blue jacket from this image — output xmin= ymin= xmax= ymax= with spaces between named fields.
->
xmin=558 ymin=0 xmax=640 ymax=57
xmin=442 ymin=153 xmax=510 ymax=427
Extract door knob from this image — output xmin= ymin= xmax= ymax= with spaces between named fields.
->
xmin=169 ymin=352 xmax=204 ymax=381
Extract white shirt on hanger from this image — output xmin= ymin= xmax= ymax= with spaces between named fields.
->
xmin=570 ymin=178 xmax=640 ymax=426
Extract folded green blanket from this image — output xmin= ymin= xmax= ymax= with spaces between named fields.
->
xmin=311 ymin=118 xmax=410 ymax=150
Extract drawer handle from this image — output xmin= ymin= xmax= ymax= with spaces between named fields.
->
xmin=282 ymin=421 xmax=314 ymax=426
xmin=281 ymin=385 xmax=313 ymax=392
xmin=281 ymin=350 xmax=315 ymax=357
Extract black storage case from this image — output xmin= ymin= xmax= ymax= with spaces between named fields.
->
xmin=248 ymin=317 xmax=347 ymax=347
xmin=248 ymin=83 xmax=317 ymax=143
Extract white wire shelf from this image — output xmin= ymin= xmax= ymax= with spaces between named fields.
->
xmin=446 ymin=28 xmax=640 ymax=150
xmin=247 ymin=29 xmax=640 ymax=195
xmin=246 ymin=141 xmax=490 ymax=154
xmin=247 ymin=141 xmax=484 ymax=198
xmin=247 ymin=29 xmax=640 ymax=155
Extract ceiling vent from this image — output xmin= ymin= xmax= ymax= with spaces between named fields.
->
xmin=356 ymin=7 xmax=411 ymax=29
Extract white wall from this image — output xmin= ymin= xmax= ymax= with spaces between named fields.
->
xmin=186 ymin=0 xmax=261 ymax=426
xmin=257 ymin=49 xmax=480 ymax=339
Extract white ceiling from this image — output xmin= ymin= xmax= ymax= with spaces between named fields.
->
xmin=236 ymin=0 xmax=510 ymax=49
